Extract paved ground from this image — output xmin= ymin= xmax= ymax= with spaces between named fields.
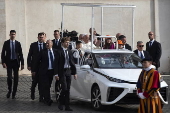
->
xmin=0 ymin=75 xmax=169 ymax=113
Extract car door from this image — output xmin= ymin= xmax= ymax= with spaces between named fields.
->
xmin=70 ymin=53 xmax=93 ymax=100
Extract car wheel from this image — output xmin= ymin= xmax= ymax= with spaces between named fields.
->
xmin=91 ymin=86 xmax=105 ymax=110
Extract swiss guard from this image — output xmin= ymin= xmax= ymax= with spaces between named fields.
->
xmin=136 ymin=57 xmax=162 ymax=113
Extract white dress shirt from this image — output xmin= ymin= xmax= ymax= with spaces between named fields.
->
xmin=55 ymin=39 xmax=60 ymax=45
xmin=123 ymin=45 xmax=126 ymax=49
xmin=55 ymin=47 xmax=70 ymax=77
xmin=48 ymin=48 xmax=55 ymax=70
xmin=138 ymin=50 xmax=145 ymax=59
xmin=149 ymin=39 xmax=154 ymax=47
xmin=72 ymin=49 xmax=84 ymax=58
xmin=10 ymin=40 xmax=16 ymax=59
xmin=62 ymin=47 xmax=70 ymax=68
xmin=82 ymin=41 xmax=96 ymax=51
xmin=38 ymin=42 xmax=43 ymax=51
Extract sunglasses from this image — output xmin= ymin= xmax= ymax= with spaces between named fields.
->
xmin=148 ymin=34 xmax=153 ymax=35
xmin=138 ymin=45 xmax=144 ymax=47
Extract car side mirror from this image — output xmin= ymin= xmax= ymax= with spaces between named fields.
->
xmin=80 ymin=65 xmax=90 ymax=70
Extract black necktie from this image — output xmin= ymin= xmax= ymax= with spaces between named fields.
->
xmin=39 ymin=44 xmax=42 ymax=51
xmin=12 ymin=41 xmax=15 ymax=59
xmin=140 ymin=52 xmax=144 ymax=59
xmin=56 ymin=40 xmax=58 ymax=46
xmin=149 ymin=41 xmax=152 ymax=47
xmin=49 ymin=50 xmax=54 ymax=68
xmin=65 ymin=50 xmax=69 ymax=68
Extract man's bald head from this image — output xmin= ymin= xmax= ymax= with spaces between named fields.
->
xmin=148 ymin=31 xmax=154 ymax=41
xmin=89 ymin=28 xmax=97 ymax=35
xmin=46 ymin=39 xmax=53 ymax=49
xmin=116 ymin=33 xmax=122 ymax=39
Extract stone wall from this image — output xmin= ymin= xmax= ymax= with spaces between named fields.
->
xmin=0 ymin=0 xmax=169 ymax=75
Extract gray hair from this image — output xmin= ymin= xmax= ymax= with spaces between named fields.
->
xmin=46 ymin=39 xmax=53 ymax=44
xmin=137 ymin=41 xmax=143 ymax=45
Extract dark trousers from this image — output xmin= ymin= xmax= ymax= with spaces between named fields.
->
xmin=40 ymin=69 xmax=54 ymax=102
xmin=59 ymin=69 xmax=72 ymax=108
xmin=6 ymin=60 xmax=19 ymax=96
xmin=31 ymin=73 xmax=42 ymax=98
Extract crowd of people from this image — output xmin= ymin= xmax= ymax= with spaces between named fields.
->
xmin=1 ymin=28 xmax=162 ymax=112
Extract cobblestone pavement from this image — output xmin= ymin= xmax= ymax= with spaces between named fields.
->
xmin=0 ymin=76 xmax=169 ymax=113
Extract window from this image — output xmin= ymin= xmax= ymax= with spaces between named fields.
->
xmin=94 ymin=53 xmax=142 ymax=69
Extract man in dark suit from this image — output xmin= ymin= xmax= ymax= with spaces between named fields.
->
xmin=134 ymin=41 xmax=150 ymax=59
xmin=52 ymin=30 xmax=62 ymax=49
xmin=52 ymin=30 xmax=62 ymax=95
xmin=146 ymin=31 xmax=162 ymax=70
xmin=1 ymin=30 xmax=24 ymax=99
xmin=56 ymin=37 xmax=77 ymax=111
xmin=119 ymin=35 xmax=132 ymax=51
xmin=27 ymin=32 xmax=46 ymax=101
xmin=33 ymin=40 xmax=59 ymax=106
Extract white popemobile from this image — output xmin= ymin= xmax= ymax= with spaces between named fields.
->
xmin=54 ymin=46 xmax=168 ymax=110
xmin=53 ymin=3 xmax=168 ymax=111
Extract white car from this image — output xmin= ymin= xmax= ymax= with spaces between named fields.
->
xmin=54 ymin=49 xmax=168 ymax=110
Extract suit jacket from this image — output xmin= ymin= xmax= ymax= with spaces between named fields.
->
xmin=33 ymin=48 xmax=59 ymax=76
xmin=146 ymin=40 xmax=162 ymax=67
xmin=125 ymin=43 xmax=132 ymax=51
xmin=58 ymin=48 xmax=76 ymax=78
xmin=27 ymin=41 xmax=46 ymax=72
xmin=134 ymin=50 xmax=150 ymax=59
xmin=52 ymin=39 xmax=62 ymax=49
xmin=1 ymin=39 xmax=24 ymax=67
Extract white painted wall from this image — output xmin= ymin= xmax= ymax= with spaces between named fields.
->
xmin=0 ymin=0 xmax=169 ymax=75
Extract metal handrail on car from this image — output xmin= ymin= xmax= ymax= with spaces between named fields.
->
xmin=96 ymin=36 xmax=118 ymax=50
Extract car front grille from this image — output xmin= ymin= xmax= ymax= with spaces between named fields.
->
xmin=107 ymin=87 xmax=124 ymax=102
xmin=159 ymin=87 xmax=168 ymax=102
xmin=117 ymin=93 xmax=139 ymax=104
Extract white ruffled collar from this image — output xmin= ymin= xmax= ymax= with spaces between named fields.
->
xmin=143 ymin=65 xmax=156 ymax=71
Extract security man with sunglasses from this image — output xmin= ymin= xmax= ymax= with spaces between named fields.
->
xmin=134 ymin=41 xmax=150 ymax=59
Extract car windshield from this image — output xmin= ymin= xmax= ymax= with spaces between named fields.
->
xmin=94 ymin=53 xmax=142 ymax=69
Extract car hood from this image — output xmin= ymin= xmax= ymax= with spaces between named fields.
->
xmin=94 ymin=68 xmax=142 ymax=82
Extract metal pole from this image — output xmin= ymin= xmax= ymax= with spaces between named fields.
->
xmin=101 ymin=7 xmax=103 ymax=35
xmin=132 ymin=8 xmax=135 ymax=51
xmin=91 ymin=7 xmax=94 ymax=52
xmin=61 ymin=5 xmax=64 ymax=38
xmin=116 ymin=37 xmax=118 ymax=50
xmin=101 ymin=7 xmax=103 ymax=49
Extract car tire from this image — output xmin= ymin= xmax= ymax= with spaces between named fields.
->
xmin=91 ymin=86 xmax=105 ymax=111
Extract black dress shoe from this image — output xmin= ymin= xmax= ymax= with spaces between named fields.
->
xmin=44 ymin=100 xmax=53 ymax=106
xmin=65 ymin=107 xmax=73 ymax=111
xmin=12 ymin=96 xmax=16 ymax=99
xmin=39 ymin=98 xmax=44 ymax=102
xmin=31 ymin=92 xmax=35 ymax=100
xmin=6 ymin=92 xmax=11 ymax=98
xmin=58 ymin=105 xmax=63 ymax=110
